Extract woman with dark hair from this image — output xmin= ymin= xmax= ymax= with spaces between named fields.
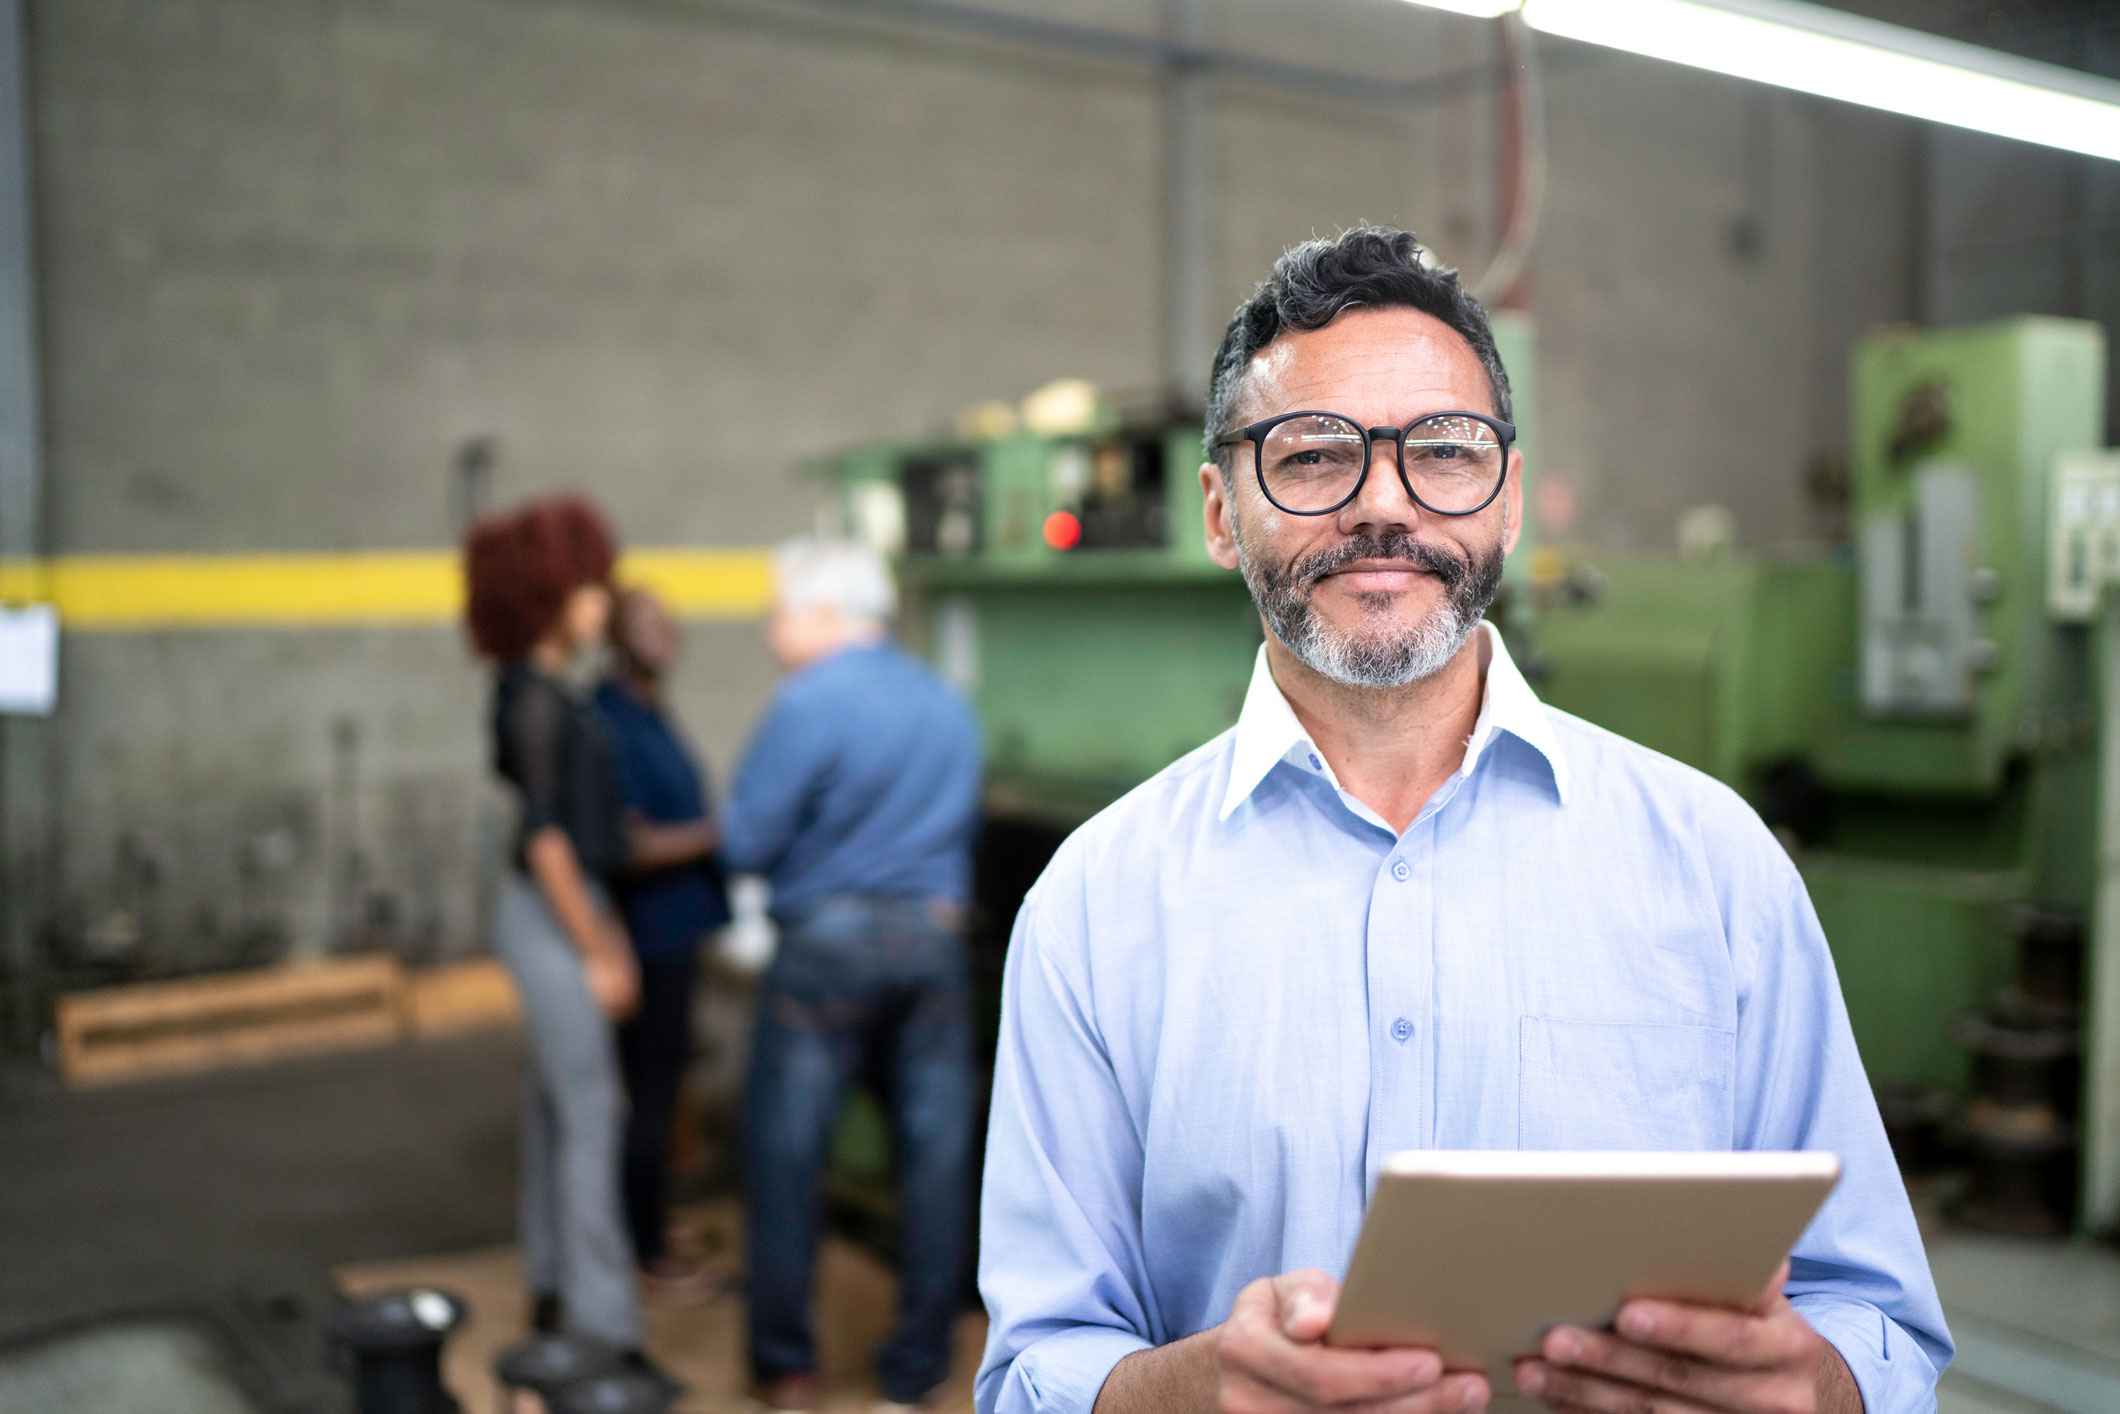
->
xmin=464 ymin=494 xmax=644 ymax=1355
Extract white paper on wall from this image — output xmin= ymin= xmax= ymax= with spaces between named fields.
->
xmin=0 ymin=602 xmax=57 ymax=715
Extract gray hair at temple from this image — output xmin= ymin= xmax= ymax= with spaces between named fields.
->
xmin=772 ymin=536 xmax=898 ymax=624
xmin=1204 ymin=226 xmax=1513 ymax=475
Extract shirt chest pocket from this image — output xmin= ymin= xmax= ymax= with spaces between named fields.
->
xmin=1518 ymin=1016 xmax=1735 ymax=1150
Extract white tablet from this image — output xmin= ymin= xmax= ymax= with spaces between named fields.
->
xmin=1327 ymin=1150 xmax=1841 ymax=1393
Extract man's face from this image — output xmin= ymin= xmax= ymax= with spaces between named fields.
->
xmin=1200 ymin=307 xmax=1522 ymax=688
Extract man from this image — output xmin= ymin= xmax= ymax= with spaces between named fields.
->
xmin=724 ymin=537 xmax=986 ymax=1413
xmin=976 ymin=228 xmax=1949 ymax=1414
xmin=594 ymin=587 xmax=731 ymax=1296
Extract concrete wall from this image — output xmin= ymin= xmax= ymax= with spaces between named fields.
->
xmin=19 ymin=0 xmax=1926 ymax=981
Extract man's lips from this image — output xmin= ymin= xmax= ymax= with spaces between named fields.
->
xmin=1314 ymin=560 xmax=1438 ymax=591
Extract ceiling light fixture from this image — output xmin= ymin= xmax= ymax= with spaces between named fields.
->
xmin=1404 ymin=0 xmax=2120 ymax=162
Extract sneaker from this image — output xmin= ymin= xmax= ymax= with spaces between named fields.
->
xmin=752 ymin=1373 xmax=820 ymax=1412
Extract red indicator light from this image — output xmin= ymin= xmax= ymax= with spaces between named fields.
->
xmin=1043 ymin=510 xmax=1082 ymax=550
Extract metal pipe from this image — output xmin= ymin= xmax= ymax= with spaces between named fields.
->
xmin=1160 ymin=0 xmax=1211 ymax=408
xmin=0 ymin=0 xmax=47 ymax=1053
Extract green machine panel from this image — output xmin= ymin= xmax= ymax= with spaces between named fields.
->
xmin=1534 ymin=319 xmax=2108 ymax=1092
xmin=1840 ymin=318 xmax=2105 ymax=792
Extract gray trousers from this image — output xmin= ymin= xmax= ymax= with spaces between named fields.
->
xmin=493 ymin=873 xmax=642 ymax=1348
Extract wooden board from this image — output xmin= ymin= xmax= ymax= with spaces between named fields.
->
xmin=405 ymin=957 xmax=521 ymax=1037
xmin=53 ymin=955 xmax=409 ymax=1085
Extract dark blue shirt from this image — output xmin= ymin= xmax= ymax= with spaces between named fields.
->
xmin=721 ymin=642 xmax=983 ymax=914
xmin=593 ymin=680 xmax=731 ymax=962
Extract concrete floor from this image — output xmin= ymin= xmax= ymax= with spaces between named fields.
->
xmin=4 ymin=1031 xmax=2119 ymax=1412
xmin=1930 ymin=1229 xmax=2120 ymax=1414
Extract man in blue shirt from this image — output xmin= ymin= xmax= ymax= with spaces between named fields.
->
xmin=595 ymin=587 xmax=731 ymax=1296
xmin=976 ymin=228 xmax=1949 ymax=1414
xmin=723 ymin=537 xmax=985 ymax=1413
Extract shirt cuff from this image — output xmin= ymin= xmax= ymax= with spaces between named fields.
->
xmin=1792 ymin=1292 xmax=1943 ymax=1414
xmin=984 ymin=1324 xmax=1155 ymax=1414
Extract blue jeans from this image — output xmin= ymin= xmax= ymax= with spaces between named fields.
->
xmin=743 ymin=897 xmax=974 ymax=1403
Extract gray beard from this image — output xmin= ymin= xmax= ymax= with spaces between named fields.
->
xmin=1235 ymin=514 xmax=1505 ymax=689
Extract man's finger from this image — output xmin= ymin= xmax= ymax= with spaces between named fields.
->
xmin=1271 ymin=1269 xmax=1341 ymax=1341
xmin=1225 ymin=1339 xmax=1444 ymax=1406
xmin=1513 ymin=1360 xmax=1709 ymax=1414
xmin=1353 ymin=1371 xmax=1492 ymax=1414
xmin=1531 ymin=1326 xmax=1779 ymax=1410
xmin=1609 ymin=1298 xmax=1805 ymax=1369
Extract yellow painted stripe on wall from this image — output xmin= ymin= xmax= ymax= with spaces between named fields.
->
xmin=0 ymin=548 xmax=773 ymax=629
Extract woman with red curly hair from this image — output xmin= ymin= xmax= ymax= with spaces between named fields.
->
xmin=464 ymin=494 xmax=645 ymax=1357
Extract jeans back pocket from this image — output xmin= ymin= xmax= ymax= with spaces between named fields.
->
xmin=1518 ymin=1016 xmax=1736 ymax=1150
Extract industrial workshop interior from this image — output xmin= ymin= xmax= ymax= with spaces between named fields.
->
xmin=5 ymin=0 xmax=2120 ymax=1410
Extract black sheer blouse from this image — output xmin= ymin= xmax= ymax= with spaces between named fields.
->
xmin=491 ymin=663 xmax=628 ymax=883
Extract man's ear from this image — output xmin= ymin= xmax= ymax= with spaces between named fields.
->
xmin=1200 ymin=462 xmax=1240 ymax=571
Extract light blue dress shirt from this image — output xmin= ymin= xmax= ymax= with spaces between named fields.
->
xmin=976 ymin=625 xmax=1950 ymax=1414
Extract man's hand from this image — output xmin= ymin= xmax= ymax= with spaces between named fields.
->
xmin=1513 ymin=1263 xmax=1861 ymax=1414
xmin=1216 ymin=1270 xmax=1489 ymax=1414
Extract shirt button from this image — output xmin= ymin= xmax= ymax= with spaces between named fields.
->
xmin=1390 ymin=859 xmax=1411 ymax=882
xmin=1309 ymin=752 xmax=1323 ymax=771
xmin=1391 ymin=1017 xmax=1414 ymax=1042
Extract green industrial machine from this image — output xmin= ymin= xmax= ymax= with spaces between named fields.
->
xmin=1538 ymin=318 xmax=2105 ymax=1089
xmin=1536 ymin=317 xmax=2119 ymax=1232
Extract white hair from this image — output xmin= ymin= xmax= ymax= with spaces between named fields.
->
xmin=773 ymin=536 xmax=897 ymax=623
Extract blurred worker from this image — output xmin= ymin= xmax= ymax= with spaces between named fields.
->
xmin=724 ymin=537 xmax=984 ymax=1413
xmin=594 ymin=587 xmax=731 ymax=1295
xmin=977 ymin=228 xmax=1949 ymax=1414
xmin=464 ymin=496 xmax=643 ymax=1355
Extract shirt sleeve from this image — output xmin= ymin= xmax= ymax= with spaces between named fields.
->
xmin=503 ymin=678 xmax=567 ymax=837
xmin=719 ymin=684 xmax=824 ymax=877
xmin=1727 ymin=832 xmax=1953 ymax=1412
xmin=974 ymin=872 xmax=1155 ymax=1414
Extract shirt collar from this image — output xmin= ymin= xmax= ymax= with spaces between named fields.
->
xmin=1217 ymin=621 xmax=1570 ymax=821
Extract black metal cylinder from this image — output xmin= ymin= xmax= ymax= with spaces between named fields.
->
xmin=1872 ymin=1080 xmax=1956 ymax=1174
xmin=324 ymin=1288 xmax=467 ymax=1414
xmin=547 ymin=1371 xmax=681 ymax=1414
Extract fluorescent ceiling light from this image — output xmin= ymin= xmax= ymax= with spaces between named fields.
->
xmin=1407 ymin=0 xmax=1519 ymax=14
xmin=1404 ymin=0 xmax=2120 ymax=162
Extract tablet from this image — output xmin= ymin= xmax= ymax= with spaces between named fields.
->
xmin=1327 ymin=1150 xmax=1840 ymax=1395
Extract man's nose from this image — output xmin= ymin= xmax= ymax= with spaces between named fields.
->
xmin=1336 ymin=430 xmax=1422 ymax=531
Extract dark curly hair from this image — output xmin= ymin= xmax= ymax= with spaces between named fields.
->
xmin=1206 ymin=226 xmax=1511 ymax=474
xmin=462 ymin=495 xmax=618 ymax=661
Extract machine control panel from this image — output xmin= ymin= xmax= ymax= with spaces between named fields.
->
xmin=2047 ymin=450 xmax=2120 ymax=623
xmin=1861 ymin=463 xmax=1988 ymax=717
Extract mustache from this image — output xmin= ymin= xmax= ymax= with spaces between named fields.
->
xmin=1288 ymin=532 xmax=1470 ymax=593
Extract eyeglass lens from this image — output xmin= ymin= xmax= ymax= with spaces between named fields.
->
xmin=1259 ymin=413 xmax=1504 ymax=514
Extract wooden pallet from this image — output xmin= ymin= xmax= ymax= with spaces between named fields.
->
xmin=53 ymin=955 xmax=410 ymax=1086
xmin=403 ymin=957 xmax=520 ymax=1038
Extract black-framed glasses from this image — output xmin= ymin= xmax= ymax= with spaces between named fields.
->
xmin=1214 ymin=410 xmax=1515 ymax=517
